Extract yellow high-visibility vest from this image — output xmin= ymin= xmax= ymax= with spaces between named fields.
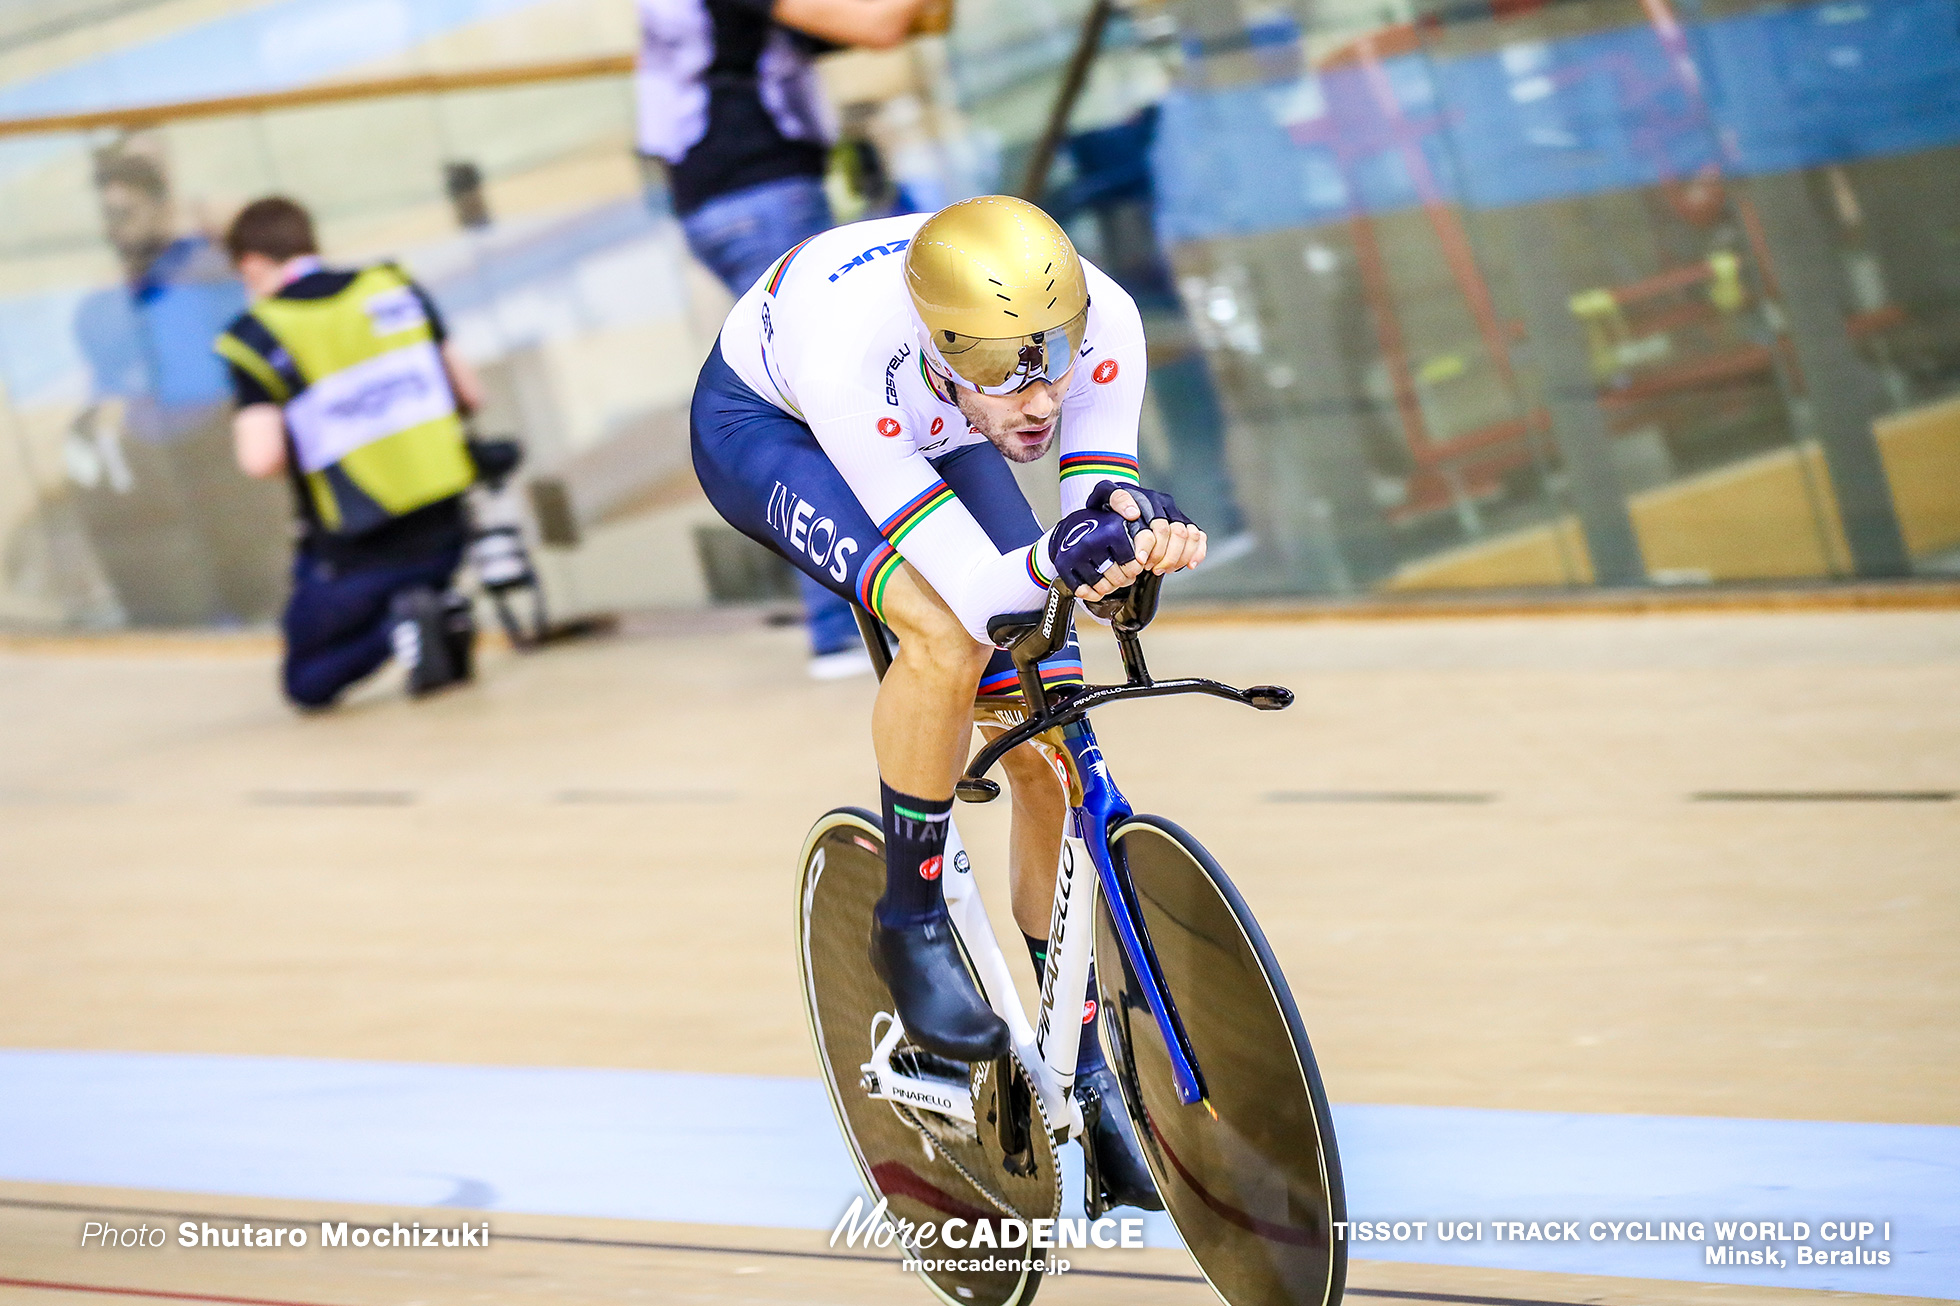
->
xmin=215 ymin=264 xmax=473 ymax=536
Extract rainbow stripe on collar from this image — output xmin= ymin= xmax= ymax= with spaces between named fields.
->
xmin=765 ymin=237 xmax=815 ymax=297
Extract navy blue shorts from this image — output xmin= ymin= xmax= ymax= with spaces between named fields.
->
xmin=690 ymin=344 xmax=1079 ymax=695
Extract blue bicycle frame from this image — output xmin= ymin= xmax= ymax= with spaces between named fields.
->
xmin=859 ymin=578 xmax=1291 ymax=1112
xmin=1056 ymin=713 xmax=1211 ymax=1107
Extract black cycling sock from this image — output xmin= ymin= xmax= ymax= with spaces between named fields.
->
xmin=1024 ymin=932 xmax=1107 ymax=1077
xmin=875 ymin=782 xmax=953 ymax=928
xmin=1023 ymin=932 xmax=1048 ymax=982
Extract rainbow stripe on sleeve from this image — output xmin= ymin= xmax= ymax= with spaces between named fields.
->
xmin=855 ymin=542 xmax=903 ymax=621
xmin=1058 ymin=451 xmax=1140 ymax=483
xmin=879 ymin=480 xmax=955 ymax=545
xmin=765 ymin=237 xmax=815 ymax=296
xmin=1024 ymin=544 xmax=1053 ymax=590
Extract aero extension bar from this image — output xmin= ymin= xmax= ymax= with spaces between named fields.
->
xmin=956 ymin=572 xmax=1292 ymax=804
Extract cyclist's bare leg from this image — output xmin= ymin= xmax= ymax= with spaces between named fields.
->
xmin=865 ymin=562 xmax=1016 ymax=1059
xmin=872 ymin=563 xmax=1065 ymax=933
xmin=871 ymin=563 xmax=992 ymax=800
xmin=989 ymin=731 xmax=1068 ymax=938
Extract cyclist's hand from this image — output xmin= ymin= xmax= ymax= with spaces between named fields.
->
xmin=1054 ymin=480 xmax=1206 ymax=601
xmin=1107 ymin=487 xmax=1207 ymax=577
xmin=1081 ymin=552 xmax=1147 ymax=602
xmin=1048 ymin=502 xmax=1148 ymax=600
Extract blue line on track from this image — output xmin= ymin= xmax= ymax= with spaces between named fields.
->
xmin=0 ymin=1051 xmax=1952 ymax=1298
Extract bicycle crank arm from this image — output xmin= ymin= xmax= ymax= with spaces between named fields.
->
xmin=859 ymin=1066 xmax=978 ymax=1125
xmin=861 ymin=1014 xmax=979 ymax=1126
xmin=958 ymin=679 xmax=1294 ymax=802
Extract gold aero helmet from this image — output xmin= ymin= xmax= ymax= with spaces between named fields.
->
xmin=905 ymin=196 xmax=1089 ymax=395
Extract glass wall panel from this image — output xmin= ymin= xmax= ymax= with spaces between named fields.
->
xmin=950 ymin=0 xmax=1960 ymax=596
xmin=2 ymin=0 xmax=1955 ymax=630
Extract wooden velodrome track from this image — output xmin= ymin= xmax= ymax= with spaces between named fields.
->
xmin=3 ymin=602 xmax=1955 ymax=1306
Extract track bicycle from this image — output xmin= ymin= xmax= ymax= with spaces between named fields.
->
xmin=797 ymin=569 xmax=1346 ymax=1306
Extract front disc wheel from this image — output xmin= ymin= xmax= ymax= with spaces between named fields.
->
xmin=1096 ymin=815 xmax=1347 ymax=1306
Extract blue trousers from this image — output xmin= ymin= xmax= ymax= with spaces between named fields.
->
xmin=681 ymin=175 xmax=863 ymax=656
xmin=282 ymin=548 xmax=460 ymax=708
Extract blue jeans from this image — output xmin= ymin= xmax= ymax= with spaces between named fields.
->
xmin=282 ymin=547 xmax=461 ymax=708
xmin=682 ymin=176 xmax=861 ymax=656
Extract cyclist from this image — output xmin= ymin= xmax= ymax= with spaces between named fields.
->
xmin=691 ymin=195 xmax=1204 ymax=1208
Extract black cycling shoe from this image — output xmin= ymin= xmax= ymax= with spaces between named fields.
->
xmin=870 ymin=911 xmax=1011 ymax=1063
xmin=1077 ymin=1061 xmax=1165 ymax=1213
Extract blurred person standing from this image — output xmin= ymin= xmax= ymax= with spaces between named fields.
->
xmin=1050 ymin=106 xmax=1255 ymax=564
xmin=636 ymin=0 xmax=942 ymax=677
xmin=213 ymin=198 xmax=482 ymax=710
xmin=69 ymin=146 xmax=288 ymax=624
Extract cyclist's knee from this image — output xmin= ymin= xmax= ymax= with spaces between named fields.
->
xmin=883 ymin=567 xmax=988 ymax=680
xmin=911 ymin=617 xmax=989 ymax=683
xmin=1002 ymin=743 xmax=1066 ymax=807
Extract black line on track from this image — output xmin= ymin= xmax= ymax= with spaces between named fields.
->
xmin=1691 ymin=789 xmax=1953 ymax=802
xmin=245 ymin=790 xmax=414 ymax=807
xmin=1347 ymin=1292 xmax=1601 ymax=1306
xmin=0 ymin=1275 xmax=344 ymax=1306
xmin=482 ymin=1229 xmax=890 ymax=1265
xmin=0 ymin=1198 xmax=1603 ymax=1305
xmin=553 ymin=789 xmax=740 ymax=805
xmin=1265 ymin=790 xmax=1497 ymax=804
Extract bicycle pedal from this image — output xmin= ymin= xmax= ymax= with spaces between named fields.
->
xmin=895 ymin=1047 xmax=971 ymax=1083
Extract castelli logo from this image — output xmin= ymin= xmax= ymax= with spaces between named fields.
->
xmin=877 ymin=417 xmax=902 ymax=438
xmin=1082 ymin=999 xmax=1098 ymax=1023
xmin=930 ymin=417 xmax=944 ymax=436
xmin=1092 ymin=359 xmax=1119 ymax=385
xmin=919 ymin=855 xmax=943 ymax=881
